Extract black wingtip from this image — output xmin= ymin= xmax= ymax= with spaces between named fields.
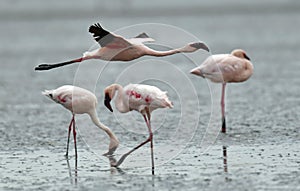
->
xmin=89 ymin=23 xmax=103 ymax=33
xmin=88 ymin=23 xmax=115 ymax=46
xmin=190 ymin=42 xmax=210 ymax=52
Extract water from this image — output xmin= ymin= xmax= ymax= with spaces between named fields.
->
xmin=1 ymin=0 xmax=300 ymax=190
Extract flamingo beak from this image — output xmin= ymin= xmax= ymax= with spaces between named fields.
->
xmin=190 ymin=42 xmax=210 ymax=52
xmin=190 ymin=68 xmax=202 ymax=76
xmin=104 ymin=93 xmax=113 ymax=112
xmin=244 ymin=54 xmax=251 ymax=61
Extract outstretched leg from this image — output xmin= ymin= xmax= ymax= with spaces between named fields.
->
xmin=221 ymin=83 xmax=226 ymax=133
xmin=72 ymin=115 xmax=78 ymax=159
xmin=35 ymin=57 xmax=83 ymax=71
xmin=65 ymin=115 xmax=75 ymax=157
xmin=114 ymin=114 xmax=153 ymax=173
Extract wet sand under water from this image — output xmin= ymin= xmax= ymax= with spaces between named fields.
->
xmin=0 ymin=142 xmax=299 ymax=190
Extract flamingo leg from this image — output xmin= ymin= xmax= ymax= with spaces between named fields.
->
xmin=35 ymin=57 xmax=83 ymax=71
xmin=72 ymin=115 xmax=78 ymax=159
xmin=221 ymin=83 xmax=226 ymax=133
xmin=114 ymin=114 xmax=154 ymax=173
xmin=145 ymin=115 xmax=155 ymax=175
xmin=65 ymin=115 xmax=74 ymax=157
xmin=115 ymin=135 xmax=150 ymax=167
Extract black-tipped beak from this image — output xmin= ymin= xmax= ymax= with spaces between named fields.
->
xmin=244 ymin=54 xmax=251 ymax=61
xmin=190 ymin=68 xmax=202 ymax=76
xmin=190 ymin=42 xmax=210 ymax=52
xmin=104 ymin=93 xmax=113 ymax=112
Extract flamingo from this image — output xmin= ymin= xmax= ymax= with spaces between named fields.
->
xmin=190 ymin=49 xmax=253 ymax=133
xmin=42 ymin=85 xmax=119 ymax=159
xmin=35 ymin=23 xmax=209 ymax=71
xmin=103 ymin=83 xmax=173 ymax=175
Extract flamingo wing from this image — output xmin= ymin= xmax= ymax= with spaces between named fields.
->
xmin=127 ymin=33 xmax=155 ymax=45
xmin=201 ymin=55 xmax=248 ymax=82
xmin=125 ymin=84 xmax=172 ymax=111
xmin=218 ymin=56 xmax=247 ymax=74
xmin=89 ymin=23 xmax=132 ymax=48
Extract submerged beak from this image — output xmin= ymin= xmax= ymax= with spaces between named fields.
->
xmin=104 ymin=93 xmax=113 ymax=112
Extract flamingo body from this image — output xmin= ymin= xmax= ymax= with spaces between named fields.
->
xmin=43 ymin=85 xmax=96 ymax=114
xmin=190 ymin=50 xmax=253 ymax=83
xmin=105 ymin=83 xmax=173 ymax=113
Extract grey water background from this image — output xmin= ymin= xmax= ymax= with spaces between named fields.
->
xmin=1 ymin=0 xmax=300 ymax=190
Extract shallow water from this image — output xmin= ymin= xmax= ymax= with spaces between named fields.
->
xmin=1 ymin=0 xmax=300 ymax=190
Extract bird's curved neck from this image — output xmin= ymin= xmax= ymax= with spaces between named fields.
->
xmin=144 ymin=46 xmax=181 ymax=57
xmin=89 ymin=110 xmax=119 ymax=151
xmin=113 ymin=84 xmax=130 ymax=113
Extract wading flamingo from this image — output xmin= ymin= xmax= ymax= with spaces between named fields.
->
xmin=190 ymin=49 xmax=253 ymax=133
xmin=104 ymin=83 xmax=173 ymax=175
xmin=35 ymin=23 xmax=209 ymax=71
xmin=43 ymin=85 xmax=119 ymax=159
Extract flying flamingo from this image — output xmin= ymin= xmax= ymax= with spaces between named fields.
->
xmin=103 ymin=83 xmax=173 ymax=175
xmin=190 ymin=49 xmax=253 ymax=133
xmin=42 ymin=85 xmax=119 ymax=159
xmin=35 ymin=23 xmax=209 ymax=71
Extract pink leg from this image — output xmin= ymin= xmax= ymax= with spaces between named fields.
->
xmin=114 ymin=115 xmax=154 ymax=175
xmin=221 ymin=83 xmax=226 ymax=133
xmin=72 ymin=115 xmax=78 ymax=159
xmin=144 ymin=115 xmax=154 ymax=175
xmin=65 ymin=116 xmax=74 ymax=157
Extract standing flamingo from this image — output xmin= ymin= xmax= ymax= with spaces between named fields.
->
xmin=190 ymin=49 xmax=253 ymax=133
xmin=35 ymin=23 xmax=209 ymax=71
xmin=103 ymin=83 xmax=173 ymax=175
xmin=42 ymin=85 xmax=119 ymax=159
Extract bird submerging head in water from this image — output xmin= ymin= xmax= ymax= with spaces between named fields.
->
xmin=43 ymin=85 xmax=119 ymax=159
xmin=103 ymin=83 xmax=173 ymax=175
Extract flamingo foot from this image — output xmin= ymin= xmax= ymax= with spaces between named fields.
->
xmin=221 ymin=117 xmax=226 ymax=133
xmin=35 ymin=64 xmax=54 ymax=70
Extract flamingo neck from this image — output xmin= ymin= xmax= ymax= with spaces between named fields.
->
xmin=89 ymin=110 xmax=119 ymax=152
xmin=144 ymin=46 xmax=180 ymax=57
xmin=113 ymin=84 xmax=130 ymax=113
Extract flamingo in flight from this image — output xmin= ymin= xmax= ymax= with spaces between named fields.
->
xmin=43 ymin=85 xmax=119 ymax=159
xmin=103 ymin=83 xmax=173 ymax=175
xmin=35 ymin=23 xmax=209 ymax=71
xmin=190 ymin=49 xmax=253 ymax=133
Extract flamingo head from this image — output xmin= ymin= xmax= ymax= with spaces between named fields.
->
xmin=190 ymin=67 xmax=205 ymax=78
xmin=188 ymin=42 xmax=210 ymax=52
xmin=231 ymin=49 xmax=250 ymax=60
xmin=42 ymin=90 xmax=56 ymax=102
